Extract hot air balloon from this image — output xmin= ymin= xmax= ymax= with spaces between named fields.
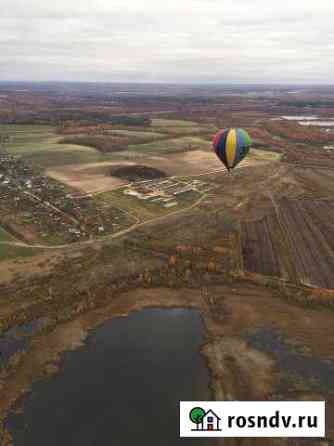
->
xmin=213 ymin=128 xmax=252 ymax=171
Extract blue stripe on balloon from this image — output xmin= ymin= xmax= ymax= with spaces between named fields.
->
xmin=217 ymin=129 xmax=229 ymax=166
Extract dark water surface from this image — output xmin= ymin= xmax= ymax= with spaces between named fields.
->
xmin=8 ymin=309 xmax=211 ymax=446
xmin=0 ymin=318 xmax=49 ymax=369
xmin=245 ymin=327 xmax=334 ymax=393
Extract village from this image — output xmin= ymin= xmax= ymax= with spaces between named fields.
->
xmin=0 ymin=148 xmax=215 ymax=245
xmin=0 ymin=151 xmax=129 ymax=244
xmin=123 ymin=177 xmax=213 ymax=208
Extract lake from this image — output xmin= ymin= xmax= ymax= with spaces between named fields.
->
xmin=280 ymin=115 xmax=334 ymax=127
xmin=7 ymin=308 xmax=212 ymax=446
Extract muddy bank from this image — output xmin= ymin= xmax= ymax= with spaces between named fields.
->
xmin=202 ymin=338 xmax=277 ymax=401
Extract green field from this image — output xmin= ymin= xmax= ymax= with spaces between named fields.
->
xmin=23 ymin=146 xmax=115 ymax=168
xmin=110 ymin=129 xmax=165 ymax=140
xmin=0 ymin=125 xmax=112 ymax=168
xmin=0 ymin=121 xmax=216 ymax=168
xmin=96 ymin=190 xmax=171 ymax=220
xmin=97 ymin=187 xmax=202 ymax=222
xmin=150 ymin=118 xmax=217 ymax=137
xmin=151 ymin=119 xmax=198 ymax=127
xmin=249 ymin=148 xmax=282 ymax=162
xmin=153 ymin=126 xmax=216 ymax=136
xmin=128 ymin=136 xmax=212 ymax=154
xmin=0 ymin=244 xmax=43 ymax=262
xmin=0 ymin=227 xmax=15 ymax=242
xmin=0 ymin=226 xmax=43 ymax=262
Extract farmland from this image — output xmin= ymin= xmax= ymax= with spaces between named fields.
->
xmin=108 ymin=129 xmax=165 ymax=141
xmin=150 ymin=118 xmax=217 ymax=136
xmin=241 ymin=215 xmax=282 ymax=278
xmin=241 ymin=198 xmax=334 ymax=289
xmin=46 ymin=148 xmax=277 ymax=195
xmin=0 ymin=120 xmax=214 ymax=169
xmin=279 ymin=198 xmax=334 ymax=289
xmin=0 ymin=121 xmax=277 ymax=247
xmin=0 ymin=124 xmax=113 ymax=168
xmin=128 ymin=136 xmax=212 ymax=154
xmin=151 ymin=118 xmax=198 ymax=127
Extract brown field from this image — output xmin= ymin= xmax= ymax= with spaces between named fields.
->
xmin=241 ymin=214 xmax=282 ymax=278
xmin=46 ymin=149 xmax=279 ymax=194
xmin=241 ymin=198 xmax=334 ymax=289
xmin=294 ymin=167 xmax=334 ymax=198
xmin=46 ymin=151 xmax=226 ymax=193
xmin=279 ymin=198 xmax=334 ymax=289
xmin=46 ymin=161 xmax=133 ymax=193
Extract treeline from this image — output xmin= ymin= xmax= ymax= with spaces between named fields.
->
xmin=110 ymin=115 xmax=151 ymax=126
xmin=265 ymin=120 xmax=334 ymax=144
xmin=0 ymin=110 xmax=115 ymax=125
xmin=59 ymin=135 xmax=129 ymax=153
xmin=58 ymin=122 xmax=114 ymax=135
xmin=0 ymin=110 xmax=152 ymax=127
xmin=280 ymin=100 xmax=334 ymax=108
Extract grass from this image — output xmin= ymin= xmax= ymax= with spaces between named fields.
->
xmin=152 ymin=126 xmax=217 ymax=136
xmin=250 ymin=148 xmax=282 ymax=162
xmin=0 ymin=227 xmax=15 ymax=242
xmin=0 ymin=125 xmax=53 ymax=151
xmin=0 ymin=226 xmax=43 ymax=262
xmin=23 ymin=147 xmax=116 ymax=168
xmin=150 ymin=118 xmax=217 ymax=137
xmin=0 ymin=244 xmax=43 ymax=262
xmin=97 ymin=187 xmax=202 ymax=222
xmin=0 ymin=124 xmax=109 ymax=168
xmin=151 ymin=119 xmax=198 ymax=128
xmin=96 ymin=189 xmax=171 ymax=220
xmin=109 ymin=129 xmax=165 ymax=140
xmin=128 ymin=136 xmax=212 ymax=154
xmin=0 ymin=121 xmax=217 ymax=169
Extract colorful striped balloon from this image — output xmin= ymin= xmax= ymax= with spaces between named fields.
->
xmin=213 ymin=128 xmax=252 ymax=170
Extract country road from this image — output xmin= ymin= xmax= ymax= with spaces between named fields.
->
xmin=0 ymin=193 xmax=209 ymax=251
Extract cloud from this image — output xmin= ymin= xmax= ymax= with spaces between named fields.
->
xmin=0 ymin=0 xmax=334 ymax=83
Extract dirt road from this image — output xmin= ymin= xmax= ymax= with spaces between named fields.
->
xmin=0 ymin=193 xmax=209 ymax=251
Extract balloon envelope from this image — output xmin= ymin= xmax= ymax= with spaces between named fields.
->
xmin=213 ymin=128 xmax=252 ymax=170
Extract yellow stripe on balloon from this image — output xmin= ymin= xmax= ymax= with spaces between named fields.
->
xmin=226 ymin=129 xmax=237 ymax=168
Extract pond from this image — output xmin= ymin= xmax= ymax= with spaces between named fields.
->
xmin=7 ymin=308 xmax=212 ymax=446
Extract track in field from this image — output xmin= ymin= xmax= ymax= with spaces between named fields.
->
xmin=241 ymin=199 xmax=334 ymax=289
xmin=241 ymin=215 xmax=282 ymax=278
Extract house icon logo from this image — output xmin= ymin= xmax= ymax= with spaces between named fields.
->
xmin=189 ymin=407 xmax=221 ymax=432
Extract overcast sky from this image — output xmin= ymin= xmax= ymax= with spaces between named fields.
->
xmin=1 ymin=0 xmax=333 ymax=84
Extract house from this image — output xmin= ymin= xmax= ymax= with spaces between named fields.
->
xmin=200 ymin=410 xmax=221 ymax=431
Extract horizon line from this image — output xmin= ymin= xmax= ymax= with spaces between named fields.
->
xmin=1 ymin=80 xmax=334 ymax=87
